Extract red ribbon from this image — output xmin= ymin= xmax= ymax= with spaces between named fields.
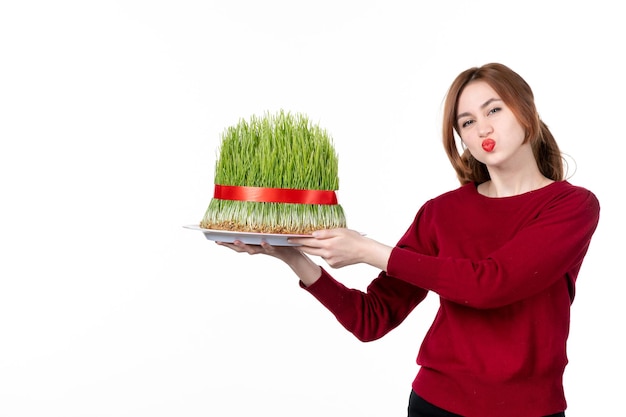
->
xmin=214 ymin=184 xmax=338 ymax=205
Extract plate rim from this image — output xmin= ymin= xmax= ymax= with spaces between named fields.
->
xmin=182 ymin=224 xmax=313 ymax=239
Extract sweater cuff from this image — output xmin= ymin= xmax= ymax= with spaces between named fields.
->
xmin=299 ymin=267 xmax=351 ymax=310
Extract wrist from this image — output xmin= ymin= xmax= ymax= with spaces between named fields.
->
xmin=363 ymin=238 xmax=393 ymax=271
xmin=287 ymin=251 xmax=322 ymax=287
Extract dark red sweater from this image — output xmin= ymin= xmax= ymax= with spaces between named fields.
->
xmin=304 ymin=181 xmax=600 ymax=417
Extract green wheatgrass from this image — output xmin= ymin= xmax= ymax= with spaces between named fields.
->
xmin=200 ymin=110 xmax=346 ymax=234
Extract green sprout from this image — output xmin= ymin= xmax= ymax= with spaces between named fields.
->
xmin=201 ymin=110 xmax=346 ymax=234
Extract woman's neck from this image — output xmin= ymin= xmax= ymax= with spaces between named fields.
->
xmin=480 ymin=171 xmax=553 ymax=198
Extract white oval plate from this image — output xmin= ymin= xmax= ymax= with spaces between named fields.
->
xmin=183 ymin=224 xmax=311 ymax=246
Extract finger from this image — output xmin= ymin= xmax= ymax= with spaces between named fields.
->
xmin=217 ymin=241 xmax=246 ymax=253
xmin=217 ymin=240 xmax=263 ymax=255
xmin=287 ymin=237 xmax=322 ymax=247
xmin=236 ymin=240 xmax=271 ymax=255
xmin=296 ymin=246 xmax=328 ymax=259
xmin=260 ymin=241 xmax=276 ymax=252
xmin=311 ymin=229 xmax=336 ymax=239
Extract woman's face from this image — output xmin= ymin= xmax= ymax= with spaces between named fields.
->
xmin=456 ymin=81 xmax=528 ymax=168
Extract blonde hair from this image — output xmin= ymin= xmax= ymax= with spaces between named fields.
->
xmin=442 ymin=63 xmax=564 ymax=185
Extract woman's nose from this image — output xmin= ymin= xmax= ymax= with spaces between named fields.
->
xmin=477 ymin=120 xmax=493 ymax=137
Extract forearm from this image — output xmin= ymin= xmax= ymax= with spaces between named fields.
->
xmin=361 ymin=237 xmax=393 ymax=271
xmin=282 ymin=250 xmax=323 ymax=287
xmin=303 ymin=267 xmax=428 ymax=342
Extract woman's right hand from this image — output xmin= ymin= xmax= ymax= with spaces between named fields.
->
xmin=215 ymin=240 xmax=300 ymax=262
xmin=215 ymin=240 xmax=322 ymax=286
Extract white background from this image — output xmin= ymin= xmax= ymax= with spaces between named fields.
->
xmin=1 ymin=1 xmax=623 ymax=416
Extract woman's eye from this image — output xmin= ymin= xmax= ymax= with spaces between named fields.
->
xmin=488 ymin=107 xmax=502 ymax=115
xmin=461 ymin=119 xmax=474 ymax=128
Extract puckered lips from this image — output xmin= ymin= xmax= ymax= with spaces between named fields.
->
xmin=481 ymin=138 xmax=496 ymax=152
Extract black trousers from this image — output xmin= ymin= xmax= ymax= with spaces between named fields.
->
xmin=408 ymin=390 xmax=566 ymax=417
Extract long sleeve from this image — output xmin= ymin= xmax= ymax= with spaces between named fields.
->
xmin=302 ymin=268 xmax=428 ymax=342
xmin=387 ymin=182 xmax=600 ymax=309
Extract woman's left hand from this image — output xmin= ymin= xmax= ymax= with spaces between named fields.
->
xmin=289 ymin=228 xmax=393 ymax=270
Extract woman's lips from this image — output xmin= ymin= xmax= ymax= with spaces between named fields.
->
xmin=482 ymin=139 xmax=496 ymax=152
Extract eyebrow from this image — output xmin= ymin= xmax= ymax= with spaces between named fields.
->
xmin=456 ymin=98 xmax=503 ymax=121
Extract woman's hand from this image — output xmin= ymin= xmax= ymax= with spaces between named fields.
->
xmin=214 ymin=228 xmax=394 ymax=284
xmin=289 ymin=228 xmax=393 ymax=271
xmin=216 ymin=240 xmax=300 ymax=262
xmin=215 ymin=240 xmax=322 ymax=286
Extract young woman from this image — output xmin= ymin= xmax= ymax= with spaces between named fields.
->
xmin=217 ymin=63 xmax=600 ymax=417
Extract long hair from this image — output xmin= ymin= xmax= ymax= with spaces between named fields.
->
xmin=442 ymin=63 xmax=564 ymax=185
